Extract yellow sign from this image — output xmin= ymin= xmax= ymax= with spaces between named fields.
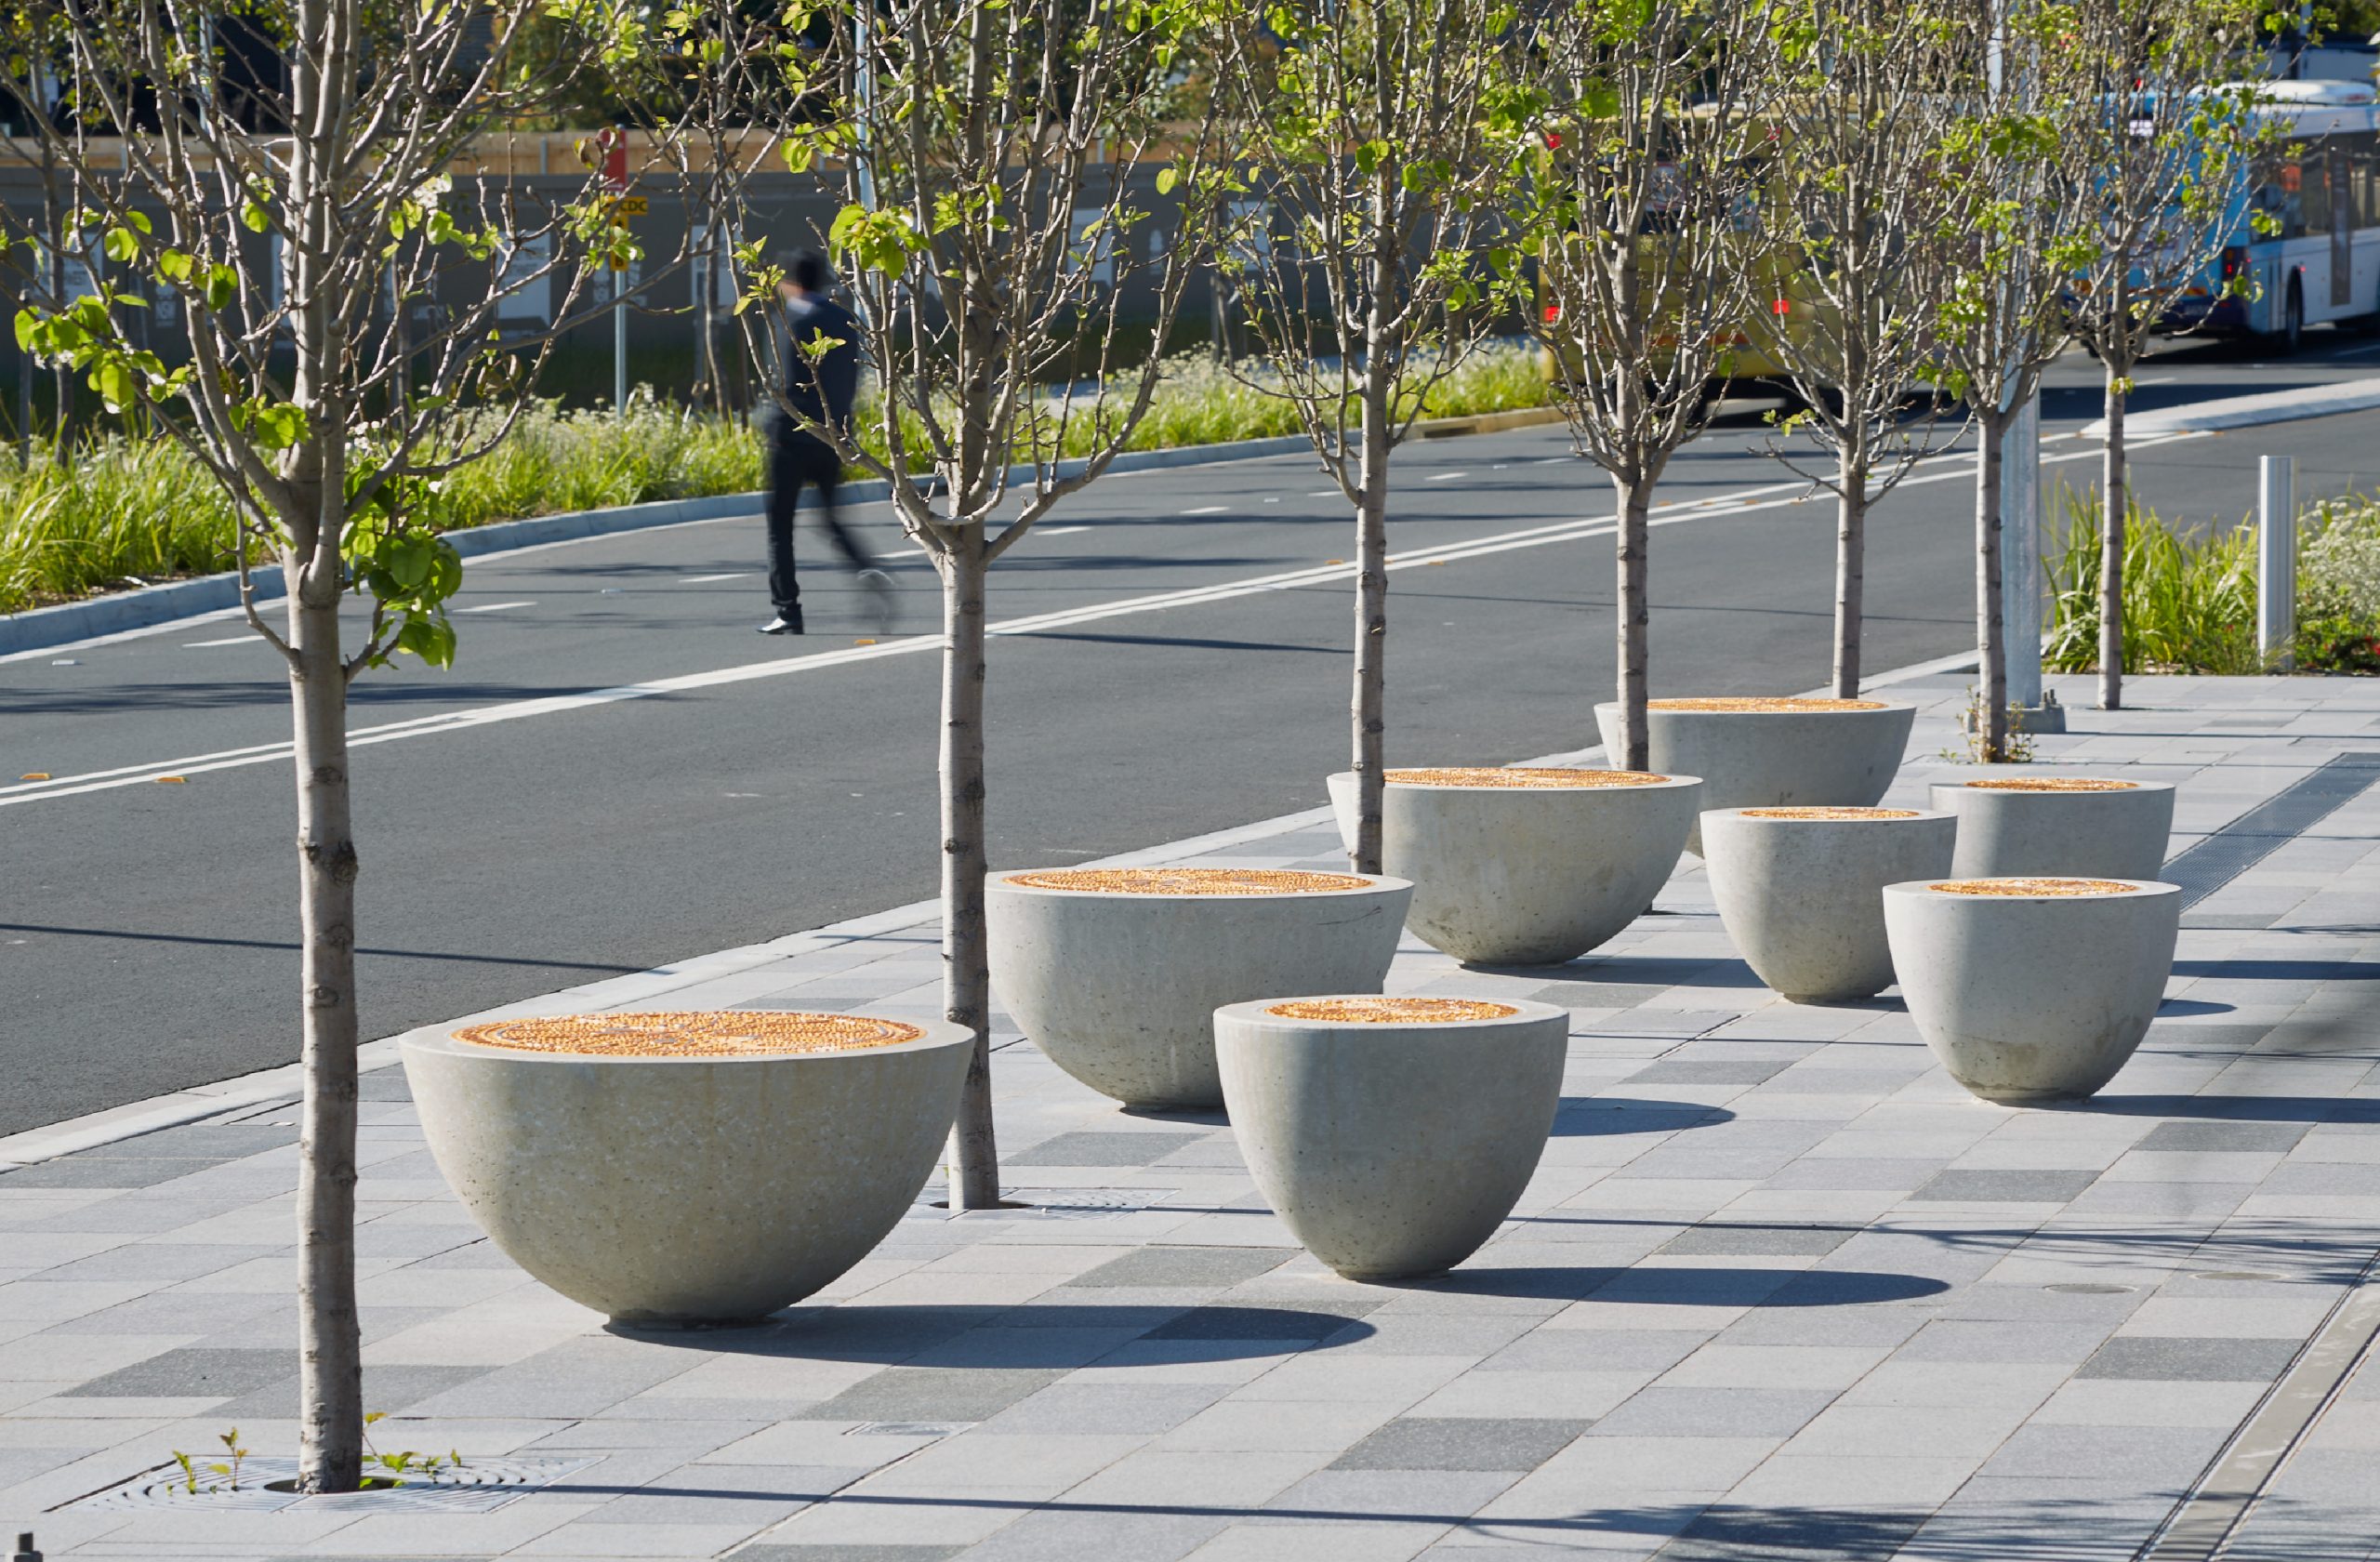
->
xmin=612 ymin=196 xmax=648 ymax=218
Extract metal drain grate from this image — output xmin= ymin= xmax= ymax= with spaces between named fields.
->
xmin=65 ymin=1454 xmax=600 ymax=1515
xmin=2159 ymin=751 xmax=2380 ymax=910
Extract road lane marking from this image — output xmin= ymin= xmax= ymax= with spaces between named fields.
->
xmin=1038 ymin=526 xmax=1091 ymax=536
xmin=456 ymin=601 xmax=536 ymax=614
xmin=1183 ymin=505 xmax=1229 ymax=514
xmin=0 ymin=430 xmax=2199 ymax=811
xmin=681 ymin=573 xmax=750 ymax=584
xmin=184 ymin=635 xmax=261 ymax=648
xmin=1425 ymin=471 xmax=1467 ymax=482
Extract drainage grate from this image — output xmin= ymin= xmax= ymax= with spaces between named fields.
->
xmin=64 ymin=1454 xmax=600 ymax=1515
xmin=2158 ymin=751 xmax=2380 ymax=910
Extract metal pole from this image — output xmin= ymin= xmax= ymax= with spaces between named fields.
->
xmin=2259 ymin=455 xmax=2296 ymax=670
xmin=613 ymin=265 xmax=628 ymax=415
xmin=2001 ymin=390 xmax=2043 ymax=709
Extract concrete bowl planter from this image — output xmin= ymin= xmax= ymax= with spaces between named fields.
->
xmin=1594 ymin=697 xmax=1918 ymax=854
xmin=1213 ymin=995 xmax=1569 ymax=1280
xmin=1700 ymin=806 xmax=1956 ymax=1002
xmin=985 ymin=867 xmax=1412 ymax=1110
xmin=403 ymin=1012 xmax=971 ymax=1328
xmin=1928 ymin=776 xmax=2176 ymax=881
xmin=1326 ymin=768 xmax=1701 ymax=966
xmin=1882 ymin=879 xmax=2182 ymax=1104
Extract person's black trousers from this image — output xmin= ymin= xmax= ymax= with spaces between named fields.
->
xmin=766 ymin=434 xmax=873 ymax=616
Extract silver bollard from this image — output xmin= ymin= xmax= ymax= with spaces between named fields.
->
xmin=2257 ymin=456 xmax=2296 ymax=672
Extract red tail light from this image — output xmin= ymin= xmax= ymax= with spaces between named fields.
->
xmin=1543 ymin=303 xmax=1561 ymax=323
xmin=1772 ymin=298 xmax=1791 ymax=315
xmin=2220 ymin=246 xmax=2246 ymax=281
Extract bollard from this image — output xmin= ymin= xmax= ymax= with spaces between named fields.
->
xmin=2257 ymin=456 xmax=2296 ymax=672
xmin=12 ymin=1531 xmax=40 ymax=1562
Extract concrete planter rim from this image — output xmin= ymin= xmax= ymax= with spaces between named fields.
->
xmin=1884 ymin=877 xmax=2179 ymax=902
xmin=1932 ymin=776 xmax=2175 ymax=795
xmin=1702 ymin=806 xmax=1950 ymax=825
xmin=1214 ymin=994 xmax=1570 ymax=1029
xmin=420 ymin=1018 xmax=968 ymax=1067
xmin=1595 ymin=698 xmax=1919 ymax=720
xmin=989 ymin=867 xmax=1412 ymax=901
xmin=1369 ymin=769 xmax=1704 ymax=791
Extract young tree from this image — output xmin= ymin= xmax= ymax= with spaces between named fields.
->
xmin=691 ymin=0 xmax=1232 ymax=1209
xmin=0 ymin=0 xmax=683 ymax=1489
xmin=1751 ymin=0 xmax=1969 ymax=697
xmin=2063 ymin=0 xmax=2266 ymax=708
xmin=1514 ymin=0 xmax=1778 ymax=769
xmin=1204 ymin=0 xmax=1530 ymax=873
xmin=1924 ymin=0 xmax=2097 ymax=760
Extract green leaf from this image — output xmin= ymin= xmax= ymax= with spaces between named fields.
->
xmin=1156 ymin=165 xmax=1179 ymax=195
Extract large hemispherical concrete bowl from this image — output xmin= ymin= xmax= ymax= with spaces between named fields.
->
xmin=402 ymin=1012 xmax=972 ymax=1328
xmin=1326 ymin=769 xmax=1701 ymax=966
xmin=1882 ymin=879 xmax=2181 ymax=1104
xmin=1928 ymin=777 xmax=2176 ymax=881
xmin=1214 ymin=995 xmax=1568 ymax=1280
xmin=1594 ymin=698 xmax=1918 ymax=855
xmin=986 ymin=867 xmax=1412 ymax=1110
xmin=1701 ymin=807 xmax=1955 ymax=1002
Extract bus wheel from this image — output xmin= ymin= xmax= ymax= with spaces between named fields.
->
xmin=2280 ymin=280 xmax=2304 ymax=356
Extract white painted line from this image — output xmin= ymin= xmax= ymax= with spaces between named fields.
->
xmin=1425 ymin=471 xmax=1467 ymax=482
xmin=184 ymin=634 xmax=261 ymax=648
xmin=456 ymin=601 xmax=536 ymax=614
xmin=1183 ymin=505 xmax=1229 ymax=515
xmin=1038 ymin=525 xmax=1092 ymax=536
xmin=681 ymin=573 xmax=750 ymax=584
xmin=1307 ymin=490 xmax=1340 ymax=497
xmin=0 ymin=432 xmax=2199 ymax=813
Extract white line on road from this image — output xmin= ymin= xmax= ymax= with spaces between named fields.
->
xmin=1038 ymin=526 xmax=1092 ymax=536
xmin=456 ymin=601 xmax=536 ymax=614
xmin=680 ymin=573 xmax=750 ymax=584
xmin=0 ymin=430 xmax=2200 ymax=811
xmin=1425 ymin=471 xmax=1467 ymax=482
xmin=183 ymin=635 xmax=261 ymax=648
xmin=1183 ymin=505 xmax=1229 ymax=515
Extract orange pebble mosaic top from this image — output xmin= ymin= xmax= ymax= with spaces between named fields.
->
xmin=1741 ymin=807 xmax=1921 ymax=821
xmin=1649 ymin=697 xmax=1888 ymax=712
xmin=1926 ymin=879 xmax=2138 ymax=897
xmin=1006 ymin=867 xmax=1372 ymax=894
xmin=1263 ymin=997 xmax=1523 ymax=1023
xmin=1961 ymin=777 xmax=2139 ymax=791
xmin=1387 ymin=767 xmax=1671 ymax=788
xmin=454 ymin=1011 xmax=923 ymax=1057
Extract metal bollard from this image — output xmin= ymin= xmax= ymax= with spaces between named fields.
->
xmin=12 ymin=1531 xmax=40 ymax=1562
xmin=2257 ymin=456 xmax=2296 ymax=672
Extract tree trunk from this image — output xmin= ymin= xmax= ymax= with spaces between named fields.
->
xmin=2097 ymin=356 xmax=2126 ymax=710
xmin=1615 ymin=471 xmax=1651 ymax=771
xmin=939 ymin=527 xmax=1000 ymax=1211
xmin=1349 ymin=386 xmax=1390 ymax=875
xmin=289 ymin=574 xmax=363 ymax=1494
xmin=1976 ymin=413 xmax=2009 ymax=761
xmin=1833 ymin=461 xmax=1867 ymax=699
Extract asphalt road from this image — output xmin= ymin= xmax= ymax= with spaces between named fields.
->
xmin=6 ymin=333 xmax=2380 ymax=1133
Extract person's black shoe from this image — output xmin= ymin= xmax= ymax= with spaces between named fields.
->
xmin=759 ymin=608 xmax=804 ymax=635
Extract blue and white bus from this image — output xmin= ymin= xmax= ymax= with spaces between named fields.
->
xmin=2165 ymin=80 xmax=2380 ymax=350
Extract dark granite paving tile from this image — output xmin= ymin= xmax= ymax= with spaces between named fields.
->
xmin=1660 ymin=1225 xmax=1858 ymax=1258
xmin=1071 ymin=1246 xmax=1290 ymax=1289
xmin=2136 ymin=1121 xmax=2311 ymax=1152
xmin=1628 ymin=1061 xmax=1790 ymax=1086
xmin=357 ymin=1068 xmax=416 ymax=1101
xmin=78 ymin=1124 xmax=298 ymax=1159
xmin=1146 ymin=1297 xmax=1385 ymax=1342
xmin=2075 ymin=1335 xmax=2305 ymax=1382
xmin=729 ymin=1549 xmax=962 ymax=1562
xmin=0 ymin=1157 xmax=225 ymax=1188
xmin=63 ymin=1345 xmax=298 ymax=1397
xmin=211 ymin=1363 xmax=496 ymax=1420
xmin=1008 ymin=1132 xmax=1206 ymax=1166
xmin=1331 ymin=1416 xmax=1593 ymax=1472
xmin=790 ymin=1366 xmax=1064 ymax=1422
xmin=1907 ymin=1170 xmax=2102 ymax=1203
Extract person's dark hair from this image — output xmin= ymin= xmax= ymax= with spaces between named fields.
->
xmin=788 ymin=250 xmax=831 ymax=294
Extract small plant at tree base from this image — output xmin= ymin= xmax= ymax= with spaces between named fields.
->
xmin=359 ymin=1411 xmax=460 ymax=1483
xmin=168 ymin=1428 xmax=247 ymax=1494
xmin=1942 ymin=688 xmax=2038 ymax=764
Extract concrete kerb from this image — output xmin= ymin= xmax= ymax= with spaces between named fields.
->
xmin=0 ymin=408 xmax=1565 ymax=658
xmin=0 ymin=641 xmax=1981 ymax=1173
xmin=2077 ymin=374 xmax=2380 ymax=440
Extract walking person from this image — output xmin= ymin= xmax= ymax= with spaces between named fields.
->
xmin=760 ymin=251 xmax=892 ymax=635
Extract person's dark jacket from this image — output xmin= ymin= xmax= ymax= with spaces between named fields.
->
xmin=778 ymin=292 xmax=861 ymax=446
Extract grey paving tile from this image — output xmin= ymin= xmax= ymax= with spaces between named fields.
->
xmin=1266 ymin=1466 xmax=1519 ymax=1518
xmin=1072 ymin=1247 xmax=1291 ymax=1289
xmin=211 ymin=1362 xmax=496 ymax=1420
xmin=980 ymin=1382 xmax=1231 ymax=1434
xmin=1892 ymin=1321 xmax=2110 ymax=1365
xmin=1651 ymin=1504 xmax=1927 ymax=1559
xmin=1008 ymin=1132 xmax=1206 ymax=1166
xmin=1331 ymin=1417 xmax=1592 ymax=1472
xmin=398 ymin=1237 xmax=524 ymax=1270
xmin=0 ymin=1157 xmax=224 ymax=1187
xmin=1979 ymin=1423 xmax=2229 ymax=1483
xmin=1627 ymin=1062 xmax=1789 ymax=1086
xmin=953 ymin=1507 xmax=1227 ymax=1561
xmin=79 ymin=1124 xmax=298 ymax=1158
xmin=1907 ymin=1170 xmax=2102 ymax=1203
xmin=2075 ymin=1335 xmax=2304 ymax=1382
xmin=1479 ymin=1331 xmax=1710 ymax=1373
xmin=2137 ymin=1121 xmax=2310 ymax=1152
xmin=60 ymin=1344 xmax=297 ymax=1397
xmin=1145 ymin=1298 xmax=1383 ymax=1342
xmin=1584 ymin=1388 xmax=1833 ymax=1438
xmin=730 ymin=1548 xmax=964 ymax=1561
xmin=33 ymin=1240 xmax=281 ymax=1283
xmin=793 ymin=1367 xmax=1066 ymax=1422
xmin=1659 ymin=1226 xmax=1856 ymax=1258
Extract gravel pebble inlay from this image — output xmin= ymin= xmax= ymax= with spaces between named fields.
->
xmin=1925 ymin=878 xmax=2139 ymax=897
xmin=1006 ymin=867 xmax=1372 ymax=894
xmin=1649 ymin=696 xmax=1888 ymax=711
xmin=1740 ymin=806 xmax=1921 ymax=820
xmin=1386 ymin=767 xmax=1672 ymax=788
xmin=452 ymin=1011 xmax=923 ymax=1056
xmin=1962 ymin=776 xmax=2140 ymax=791
xmin=1263 ymin=997 xmax=1523 ymax=1023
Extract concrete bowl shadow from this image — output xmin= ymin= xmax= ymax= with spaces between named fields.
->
xmin=1377 ymin=1264 xmax=1950 ymax=1305
xmin=607 ymin=1301 xmax=1376 ymax=1360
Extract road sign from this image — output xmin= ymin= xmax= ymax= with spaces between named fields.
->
xmin=612 ymin=196 xmax=647 ymax=218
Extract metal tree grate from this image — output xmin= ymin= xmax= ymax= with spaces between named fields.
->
xmin=63 ymin=1454 xmax=600 ymax=1515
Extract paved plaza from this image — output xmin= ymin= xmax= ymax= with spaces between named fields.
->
xmin=5 ymin=670 xmax=2380 ymax=1560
